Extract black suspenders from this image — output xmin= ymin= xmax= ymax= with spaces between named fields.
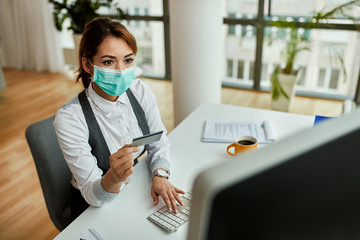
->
xmin=125 ymin=88 xmax=150 ymax=135
xmin=78 ymin=90 xmax=111 ymax=173
xmin=125 ymin=88 xmax=149 ymax=164
xmin=78 ymin=88 xmax=150 ymax=174
xmin=70 ymin=88 xmax=150 ymax=219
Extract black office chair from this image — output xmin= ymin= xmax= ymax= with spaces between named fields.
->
xmin=25 ymin=115 xmax=72 ymax=231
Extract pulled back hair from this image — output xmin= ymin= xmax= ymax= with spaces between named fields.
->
xmin=76 ymin=17 xmax=137 ymax=88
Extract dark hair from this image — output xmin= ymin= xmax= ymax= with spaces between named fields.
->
xmin=76 ymin=17 xmax=137 ymax=88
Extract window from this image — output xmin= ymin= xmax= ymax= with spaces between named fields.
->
xmin=241 ymin=25 xmax=247 ymax=38
xmin=224 ymin=0 xmax=258 ymax=18
xmin=113 ymin=0 xmax=163 ymax=16
xmin=329 ymin=69 xmax=340 ymax=89
xmin=59 ymin=0 xmax=360 ymax=101
xmin=99 ymin=0 xmax=167 ymax=78
xmin=228 ymin=25 xmax=236 ymax=35
xmin=261 ymin=63 xmax=268 ymax=83
xmin=318 ymin=68 xmax=326 ymax=88
xmin=228 ymin=13 xmax=237 ymax=35
xmin=224 ymin=0 xmax=360 ymax=100
xmin=249 ymin=61 xmax=255 ymax=82
xmin=271 ymin=0 xmax=317 ymax=16
xmin=271 ymin=0 xmax=356 ymax=17
xmin=227 ymin=59 xmax=233 ymax=77
xmin=121 ymin=20 xmax=165 ymax=77
xmin=237 ymin=61 xmax=244 ymax=80
xmin=297 ymin=66 xmax=306 ymax=86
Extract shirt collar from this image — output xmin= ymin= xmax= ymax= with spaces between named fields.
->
xmin=87 ymin=83 xmax=127 ymax=114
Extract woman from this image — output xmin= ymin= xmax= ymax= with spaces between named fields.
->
xmin=54 ymin=17 xmax=184 ymax=220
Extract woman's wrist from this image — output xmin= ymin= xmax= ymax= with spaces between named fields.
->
xmin=152 ymin=168 xmax=170 ymax=179
xmin=102 ymin=169 xmax=124 ymax=193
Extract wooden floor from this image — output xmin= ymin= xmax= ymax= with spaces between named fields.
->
xmin=0 ymin=68 xmax=343 ymax=240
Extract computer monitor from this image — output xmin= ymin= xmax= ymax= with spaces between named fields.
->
xmin=188 ymin=108 xmax=360 ymax=240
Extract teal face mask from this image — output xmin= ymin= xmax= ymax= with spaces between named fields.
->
xmin=90 ymin=62 xmax=136 ymax=96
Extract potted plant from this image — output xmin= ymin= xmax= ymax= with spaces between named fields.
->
xmin=269 ymin=0 xmax=360 ymax=111
xmin=48 ymin=0 xmax=127 ymax=66
xmin=48 ymin=0 xmax=123 ymax=34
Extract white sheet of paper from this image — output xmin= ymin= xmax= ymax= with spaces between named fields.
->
xmin=202 ymin=120 xmax=275 ymax=144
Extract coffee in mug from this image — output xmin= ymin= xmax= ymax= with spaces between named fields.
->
xmin=226 ymin=136 xmax=258 ymax=156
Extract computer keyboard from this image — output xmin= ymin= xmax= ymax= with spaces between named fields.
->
xmin=148 ymin=190 xmax=192 ymax=232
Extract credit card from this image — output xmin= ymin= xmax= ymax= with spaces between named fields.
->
xmin=131 ymin=130 xmax=164 ymax=147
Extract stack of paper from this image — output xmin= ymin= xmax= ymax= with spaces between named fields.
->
xmin=202 ymin=120 xmax=276 ymax=144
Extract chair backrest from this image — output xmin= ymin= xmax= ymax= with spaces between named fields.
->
xmin=25 ymin=115 xmax=72 ymax=231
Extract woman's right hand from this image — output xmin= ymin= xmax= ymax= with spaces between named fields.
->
xmin=102 ymin=144 xmax=140 ymax=193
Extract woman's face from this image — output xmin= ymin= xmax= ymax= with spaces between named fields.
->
xmin=91 ymin=36 xmax=135 ymax=71
xmin=82 ymin=35 xmax=136 ymax=101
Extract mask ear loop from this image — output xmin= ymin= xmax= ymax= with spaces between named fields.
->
xmin=87 ymin=59 xmax=94 ymax=81
xmin=87 ymin=59 xmax=94 ymax=67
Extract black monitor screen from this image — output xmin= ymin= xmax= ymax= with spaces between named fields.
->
xmin=207 ymin=128 xmax=360 ymax=240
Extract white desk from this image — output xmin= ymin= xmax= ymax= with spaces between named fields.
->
xmin=54 ymin=103 xmax=314 ymax=240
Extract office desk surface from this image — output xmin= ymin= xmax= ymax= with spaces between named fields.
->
xmin=54 ymin=103 xmax=314 ymax=240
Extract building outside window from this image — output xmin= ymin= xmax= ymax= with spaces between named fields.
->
xmin=224 ymin=0 xmax=360 ymax=100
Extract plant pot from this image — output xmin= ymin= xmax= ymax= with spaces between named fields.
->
xmin=271 ymin=73 xmax=297 ymax=111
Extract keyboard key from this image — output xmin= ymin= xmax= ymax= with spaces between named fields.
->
xmin=149 ymin=215 xmax=159 ymax=221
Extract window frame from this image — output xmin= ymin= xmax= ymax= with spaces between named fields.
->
xmin=105 ymin=0 xmax=360 ymax=104
xmin=223 ymin=0 xmax=360 ymax=103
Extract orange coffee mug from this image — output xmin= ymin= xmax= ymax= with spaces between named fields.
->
xmin=226 ymin=136 xmax=258 ymax=156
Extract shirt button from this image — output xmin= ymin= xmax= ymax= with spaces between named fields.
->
xmin=125 ymin=137 xmax=131 ymax=144
xmin=119 ymin=118 xmax=123 ymax=124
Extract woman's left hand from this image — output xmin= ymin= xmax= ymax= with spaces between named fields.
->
xmin=151 ymin=177 xmax=185 ymax=214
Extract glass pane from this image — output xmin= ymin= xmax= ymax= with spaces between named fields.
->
xmin=122 ymin=20 xmax=165 ymax=77
xmin=261 ymin=26 xmax=360 ymax=97
xmin=237 ymin=61 xmax=244 ymax=79
xmin=329 ymin=69 xmax=340 ymax=89
xmin=249 ymin=61 xmax=255 ymax=81
xmin=224 ymin=0 xmax=259 ymax=18
xmin=227 ymin=59 xmax=233 ymax=77
xmin=261 ymin=63 xmax=268 ymax=84
xmin=103 ymin=0 xmax=163 ymax=16
xmin=297 ymin=66 xmax=306 ymax=86
xmin=270 ymin=0 xmax=357 ymax=17
xmin=228 ymin=25 xmax=236 ymax=35
xmin=318 ymin=69 xmax=326 ymax=87
xmin=223 ymin=24 xmax=256 ymax=86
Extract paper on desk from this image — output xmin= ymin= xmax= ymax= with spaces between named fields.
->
xmin=202 ymin=120 xmax=276 ymax=144
xmin=69 ymin=227 xmax=104 ymax=240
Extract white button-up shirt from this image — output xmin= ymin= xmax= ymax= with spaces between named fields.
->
xmin=53 ymin=79 xmax=170 ymax=207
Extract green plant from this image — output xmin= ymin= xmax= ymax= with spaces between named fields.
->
xmin=269 ymin=0 xmax=360 ymax=101
xmin=49 ymin=0 xmax=126 ymax=34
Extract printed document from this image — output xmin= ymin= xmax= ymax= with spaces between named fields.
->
xmin=202 ymin=120 xmax=276 ymax=144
